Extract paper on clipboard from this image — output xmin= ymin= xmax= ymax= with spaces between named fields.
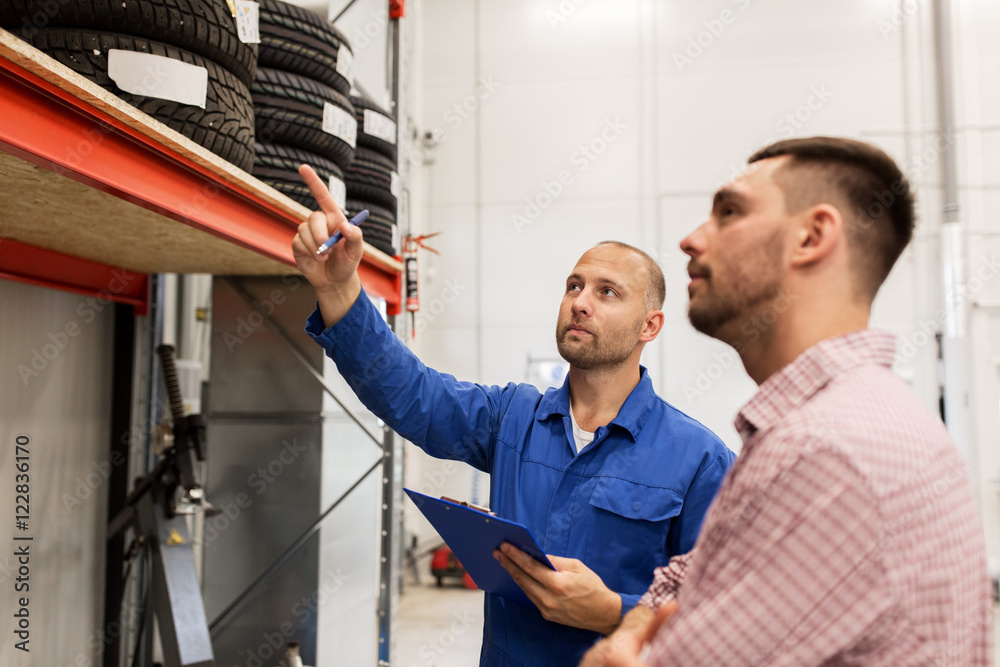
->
xmin=404 ymin=488 xmax=554 ymax=607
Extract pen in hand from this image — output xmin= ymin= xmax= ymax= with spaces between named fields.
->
xmin=315 ymin=209 xmax=369 ymax=255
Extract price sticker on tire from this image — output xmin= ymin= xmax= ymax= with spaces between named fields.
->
xmin=323 ymin=103 xmax=357 ymax=148
xmin=363 ymin=110 xmax=397 ymax=145
xmin=336 ymin=45 xmax=354 ymax=83
xmin=328 ymin=176 xmax=347 ymax=211
xmin=235 ymin=1 xmax=261 ymax=44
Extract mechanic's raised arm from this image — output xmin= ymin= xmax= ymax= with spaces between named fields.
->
xmin=293 ymin=164 xmax=504 ymax=472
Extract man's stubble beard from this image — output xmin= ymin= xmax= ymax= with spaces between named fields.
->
xmin=556 ymin=316 xmax=645 ymax=371
xmin=687 ymin=232 xmax=785 ymax=341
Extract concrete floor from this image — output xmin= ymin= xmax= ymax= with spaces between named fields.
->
xmin=396 ymin=582 xmax=1000 ymax=666
xmin=396 ymin=580 xmax=485 ymax=667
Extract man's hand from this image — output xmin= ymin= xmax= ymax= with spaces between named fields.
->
xmin=493 ymin=543 xmax=622 ymax=635
xmin=291 ymin=164 xmax=365 ymax=327
xmin=579 ymin=602 xmax=678 ymax=667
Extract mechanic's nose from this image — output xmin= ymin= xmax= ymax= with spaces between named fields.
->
xmin=572 ymin=291 xmax=592 ymax=317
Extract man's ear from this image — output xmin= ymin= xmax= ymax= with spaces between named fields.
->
xmin=640 ymin=310 xmax=665 ymax=343
xmin=791 ymin=203 xmax=842 ymax=268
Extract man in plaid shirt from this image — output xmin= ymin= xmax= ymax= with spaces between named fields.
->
xmin=582 ymin=137 xmax=992 ymax=666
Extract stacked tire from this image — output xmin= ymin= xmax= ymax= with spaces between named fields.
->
xmin=0 ymin=0 xmax=258 ymax=171
xmin=251 ymin=0 xmax=354 ymax=230
xmin=344 ymin=95 xmax=400 ymax=257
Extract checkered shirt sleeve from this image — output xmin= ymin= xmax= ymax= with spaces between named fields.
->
xmin=644 ymin=444 xmax=887 ymax=665
xmin=638 ymin=553 xmax=691 ymax=610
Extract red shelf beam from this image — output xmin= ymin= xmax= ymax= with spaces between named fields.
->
xmin=0 ymin=240 xmax=150 ymax=314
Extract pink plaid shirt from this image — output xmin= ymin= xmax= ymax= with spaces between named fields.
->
xmin=639 ymin=330 xmax=992 ymax=666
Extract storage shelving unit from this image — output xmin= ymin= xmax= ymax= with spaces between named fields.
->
xmin=0 ymin=23 xmax=406 ymax=666
xmin=0 ymin=28 xmax=403 ymax=312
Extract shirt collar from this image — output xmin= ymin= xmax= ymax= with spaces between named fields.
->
xmin=537 ymin=366 xmax=656 ymax=441
xmin=735 ymin=329 xmax=897 ymax=443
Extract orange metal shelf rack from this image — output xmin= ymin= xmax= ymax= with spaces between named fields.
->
xmin=0 ymin=29 xmax=402 ymax=315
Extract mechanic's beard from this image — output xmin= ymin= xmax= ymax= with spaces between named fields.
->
xmin=556 ymin=320 xmax=642 ymax=371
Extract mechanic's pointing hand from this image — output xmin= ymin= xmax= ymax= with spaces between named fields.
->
xmin=292 ymin=164 xmax=365 ymax=327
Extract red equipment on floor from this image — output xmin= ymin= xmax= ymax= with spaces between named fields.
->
xmin=430 ymin=545 xmax=477 ymax=589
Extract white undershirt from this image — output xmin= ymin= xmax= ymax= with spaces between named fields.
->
xmin=569 ymin=405 xmax=595 ymax=454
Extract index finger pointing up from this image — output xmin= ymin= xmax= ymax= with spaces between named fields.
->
xmin=298 ymin=163 xmax=344 ymax=218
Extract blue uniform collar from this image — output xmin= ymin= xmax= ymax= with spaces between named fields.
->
xmin=536 ymin=366 xmax=655 ymax=441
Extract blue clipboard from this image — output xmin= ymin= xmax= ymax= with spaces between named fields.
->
xmin=404 ymin=488 xmax=554 ymax=607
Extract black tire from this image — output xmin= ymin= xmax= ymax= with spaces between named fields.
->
xmin=356 ymin=218 xmax=394 ymax=241
xmin=349 ymin=146 xmax=397 ymax=175
xmin=258 ymin=0 xmax=352 ymax=95
xmin=253 ymin=142 xmax=344 ymax=210
xmin=363 ymin=236 xmax=397 ymax=258
xmin=253 ymin=67 xmax=356 ymax=169
xmin=346 ymin=199 xmax=396 ymax=256
xmin=346 ymin=181 xmax=396 ymax=213
xmin=23 ymin=28 xmax=254 ymax=171
xmin=351 ymin=95 xmax=397 ymax=162
xmin=0 ymin=0 xmax=257 ymax=87
xmin=345 ymin=146 xmax=397 ymax=211
xmin=346 ymin=199 xmax=395 ymax=225
xmin=357 ymin=220 xmax=396 ymax=256
xmin=362 ymin=229 xmax=396 ymax=255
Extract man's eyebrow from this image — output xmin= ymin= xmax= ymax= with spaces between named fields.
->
xmin=712 ymin=186 xmax=747 ymax=210
xmin=591 ymin=277 xmax=628 ymax=294
xmin=565 ymin=274 xmax=628 ymax=293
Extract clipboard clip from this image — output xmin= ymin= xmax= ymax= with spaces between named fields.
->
xmin=441 ymin=496 xmax=497 ymax=516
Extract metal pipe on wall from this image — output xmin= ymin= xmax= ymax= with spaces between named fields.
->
xmin=123 ymin=273 xmax=165 ymax=667
xmin=101 ymin=303 xmax=137 ymax=667
xmin=932 ymin=0 xmax=979 ymax=498
xmin=161 ymin=274 xmax=179 ymax=348
xmin=474 ymin=0 xmax=484 ymax=382
xmin=377 ymin=7 xmax=407 ymax=664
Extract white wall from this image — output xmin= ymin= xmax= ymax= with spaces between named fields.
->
xmin=410 ymin=0 xmax=1000 ymax=563
xmin=0 ymin=280 xmax=114 ymax=667
xmin=957 ymin=0 xmax=1000 ymax=574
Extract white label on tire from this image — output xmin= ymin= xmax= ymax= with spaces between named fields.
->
xmin=363 ymin=110 xmax=397 ymax=145
xmin=235 ymin=1 xmax=261 ymax=44
xmin=336 ymin=45 xmax=354 ymax=83
xmin=107 ymin=50 xmax=208 ymax=108
xmin=328 ymin=175 xmax=347 ymax=211
xmin=391 ymin=224 xmax=399 ymax=253
xmin=390 ymin=171 xmax=400 ymax=197
xmin=323 ymin=103 xmax=357 ymax=147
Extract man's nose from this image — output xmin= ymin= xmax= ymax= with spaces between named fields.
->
xmin=571 ymin=291 xmax=592 ymax=316
xmin=680 ymin=221 xmax=708 ymax=258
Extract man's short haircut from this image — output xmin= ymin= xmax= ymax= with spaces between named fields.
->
xmin=748 ymin=137 xmax=916 ymax=299
xmin=594 ymin=241 xmax=666 ymax=312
